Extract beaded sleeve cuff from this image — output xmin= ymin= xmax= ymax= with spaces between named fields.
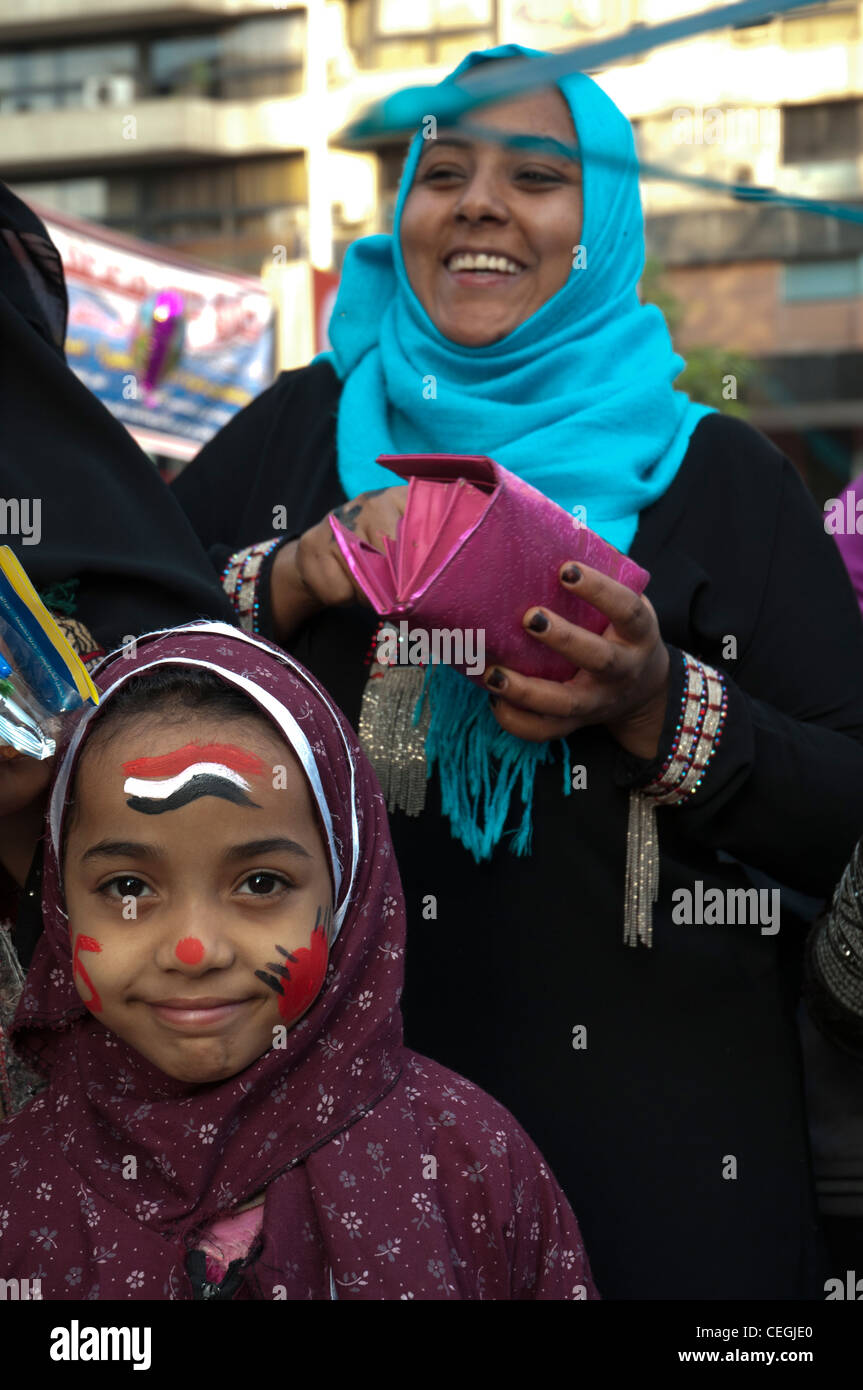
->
xmin=624 ymin=650 xmax=728 ymax=948
xmin=220 ymin=538 xmax=286 ymax=634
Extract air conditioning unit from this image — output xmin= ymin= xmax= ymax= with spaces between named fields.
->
xmin=81 ymin=73 xmax=136 ymax=108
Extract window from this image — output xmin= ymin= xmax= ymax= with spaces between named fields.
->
xmin=782 ymin=100 xmax=862 ymax=162
xmin=0 ymin=14 xmax=306 ymax=113
xmin=350 ymin=0 xmax=496 ymax=69
xmin=782 ymin=4 xmax=858 ymax=47
xmin=12 ymin=157 xmax=306 ymax=241
xmin=782 ymin=258 xmax=862 ymax=301
xmin=0 ymin=42 xmax=137 ymax=112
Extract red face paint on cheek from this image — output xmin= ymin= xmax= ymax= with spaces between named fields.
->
xmin=276 ymin=923 xmax=329 ymax=1024
xmin=175 ymin=937 xmax=204 ymax=965
xmin=255 ymin=921 xmax=330 ymax=1026
xmin=73 ymin=934 xmax=103 ymax=1013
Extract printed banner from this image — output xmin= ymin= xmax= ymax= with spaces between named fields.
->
xmin=36 ymin=204 xmax=275 ymax=460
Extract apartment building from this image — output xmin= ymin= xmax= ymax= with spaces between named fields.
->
xmin=2 ymin=0 xmax=861 ymax=490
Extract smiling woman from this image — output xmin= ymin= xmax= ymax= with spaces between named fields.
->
xmin=170 ymin=43 xmax=863 ymax=1300
xmin=400 ymin=86 xmax=584 ymax=347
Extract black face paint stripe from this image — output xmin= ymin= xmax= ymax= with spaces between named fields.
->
xmin=266 ymin=961 xmax=292 ymax=980
xmin=125 ymin=775 xmax=261 ymax=815
xmin=255 ymin=970 xmax=284 ymax=996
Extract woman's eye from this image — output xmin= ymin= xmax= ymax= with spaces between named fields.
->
xmin=238 ymin=872 xmax=290 ymax=897
xmin=424 ymin=166 xmax=463 ymax=181
xmin=101 ymin=876 xmax=152 ymax=900
xmin=517 ymin=169 xmax=561 ymax=183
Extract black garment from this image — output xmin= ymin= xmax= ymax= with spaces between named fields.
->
xmin=173 ymin=358 xmax=863 ymax=1299
xmin=0 ymin=182 xmax=233 ymax=652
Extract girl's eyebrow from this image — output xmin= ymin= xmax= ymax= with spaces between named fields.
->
xmin=81 ymin=839 xmax=164 ymax=863
xmin=224 ymin=837 xmax=312 ymax=862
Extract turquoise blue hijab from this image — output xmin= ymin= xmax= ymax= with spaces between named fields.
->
xmin=316 ymin=44 xmax=714 ymax=861
xmin=320 ymin=42 xmax=713 ymax=555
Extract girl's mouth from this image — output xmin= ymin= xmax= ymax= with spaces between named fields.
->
xmin=147 ymin=998 xmax=252 ymax=1030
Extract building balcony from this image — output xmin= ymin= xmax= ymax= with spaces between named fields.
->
xmin=0 ymin=0 xmax=273 ymax=44
xmin=0 ymin=94 xmax=310 ymax=173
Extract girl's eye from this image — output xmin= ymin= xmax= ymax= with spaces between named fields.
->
xmin=101 ymin=876 xmax=152 ymax=900
xmin=237 ymin=872 xmax=290 ymax=897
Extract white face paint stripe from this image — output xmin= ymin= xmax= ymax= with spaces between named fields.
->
xmin=123 ymin=764 xmax=251 ymax=801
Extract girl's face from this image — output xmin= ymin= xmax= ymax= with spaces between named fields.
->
xmin=400 ymin=85 xmax=583 ymax=347
xmin=63 ymin=714 xmax=334 ymax=1085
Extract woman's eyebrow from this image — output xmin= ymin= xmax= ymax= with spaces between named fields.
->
xmin=420 ymin=129 xmax=580 ymax=165
xmin=81 ymin=839 xmax=164 ymax=863
xmin=224 ymin=837 xmax=312 ymax=862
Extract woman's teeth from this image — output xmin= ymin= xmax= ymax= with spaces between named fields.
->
xmin=447 ymin=253 xmax=522 ymax=274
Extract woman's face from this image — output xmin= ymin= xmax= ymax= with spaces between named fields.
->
xmin=400 ymin=86 xmax=583 ymax=347
xmin=63 ymin=714 xmax=334 ymax=1085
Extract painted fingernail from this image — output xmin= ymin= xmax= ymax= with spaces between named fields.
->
xmin=527 ymin=611 xmax=549 ymax=633
xmin=561 ymin=564 xmax=582 ymax=585
xmin=487 ymin=669 xmax=506 ymax=690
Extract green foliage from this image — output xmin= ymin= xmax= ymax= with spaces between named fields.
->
xmin=640 ymin=257 xmax=753 ymax=418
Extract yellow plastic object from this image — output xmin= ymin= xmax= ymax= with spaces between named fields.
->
xmin=0 ymin=546 xmax=99 ymax=706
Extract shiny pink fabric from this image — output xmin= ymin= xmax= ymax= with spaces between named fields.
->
xmin=330 ymin=453 xmax=650 ymax=680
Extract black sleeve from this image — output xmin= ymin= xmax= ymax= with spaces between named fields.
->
xmin=619 ymin=454 xmax=863 ymax=896
xmin=171 ymin=374 xmax=293 ymax=557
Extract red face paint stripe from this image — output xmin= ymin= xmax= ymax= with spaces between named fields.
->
xmin=122 ymin=743 xmax=265 ymax=781
xmin=73 ymin=935 xmax=103 ymax=1013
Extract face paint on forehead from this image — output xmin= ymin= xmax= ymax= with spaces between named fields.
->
xmin=121 ymin=742 xmax=265 ymax=815
xmin=73 ymin=933 xmax=103 ymax=1013
xmin=256 ymin=905 xmax=331 ymax=1026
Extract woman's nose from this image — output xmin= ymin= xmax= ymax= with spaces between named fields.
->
xmin=453 ymin=170 xmax=509 ymax=223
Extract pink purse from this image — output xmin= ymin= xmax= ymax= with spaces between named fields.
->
xmin=330 ymin=454 xmax=650 ymax=682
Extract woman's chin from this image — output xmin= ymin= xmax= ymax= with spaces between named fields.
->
xmin=438 ymin=314 xmax=521 ymax=347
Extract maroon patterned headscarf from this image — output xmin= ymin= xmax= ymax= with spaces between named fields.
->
xmin=1 ymin=624 xmax=597 ymax=1300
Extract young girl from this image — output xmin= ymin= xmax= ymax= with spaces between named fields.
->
xmin=0 ymin=622 xmax=597 ymax=1300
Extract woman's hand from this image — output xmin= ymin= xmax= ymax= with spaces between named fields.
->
xmin=484 ymin=562 xmax=670 ymax=759
xmin=270 ymin=487 xmax=408 ymax=642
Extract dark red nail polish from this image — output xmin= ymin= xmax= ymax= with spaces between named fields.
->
xmin=528 ymin=611 xmax=549 ymax=633
xmin=561 ymin=565 xmax=581 ymax=585
xmin=487 ymin=669 xmax=506 ymax=689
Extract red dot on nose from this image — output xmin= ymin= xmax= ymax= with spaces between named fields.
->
xmin=175 ymin=937 xmax=205 ymax=965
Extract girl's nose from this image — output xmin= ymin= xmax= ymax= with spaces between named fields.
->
xmin=154 ymin=919 xmax=235 ymax=973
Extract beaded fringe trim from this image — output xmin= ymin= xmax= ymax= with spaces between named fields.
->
xmin=624 ymin=654 xmax=728 ymax=948
xmin=358 ymin=662 xmax=430 ymax=818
